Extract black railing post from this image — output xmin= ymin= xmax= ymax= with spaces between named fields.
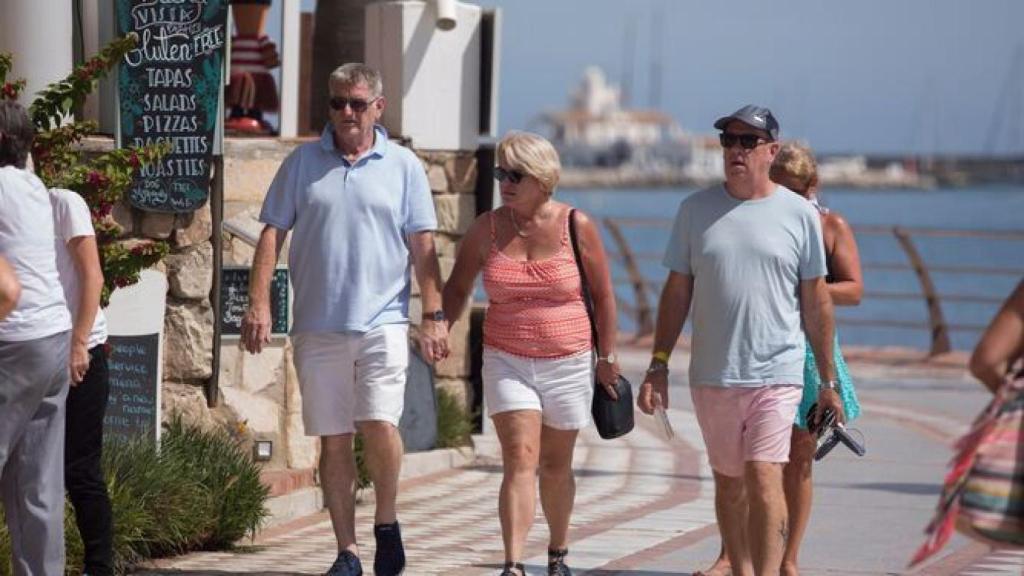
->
xmin=892 ymin=227 xmax=952 ymax=356
xmin=603 ymin=218 xmax=654 ymax=339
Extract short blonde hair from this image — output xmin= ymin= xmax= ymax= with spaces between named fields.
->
xmin=497 ymin=131 xmax=561 ymax=194
xmin=770 ymin=142 xmax=817 ymax=192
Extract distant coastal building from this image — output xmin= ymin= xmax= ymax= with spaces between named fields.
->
xmin=537 ymin=67 xmax=689 ymax=169
xmin=542 ymin=67 xmax=945 ymax=189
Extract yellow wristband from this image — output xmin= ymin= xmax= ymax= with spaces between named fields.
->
xmin=652 ymin=350 xmax=670 ymax=364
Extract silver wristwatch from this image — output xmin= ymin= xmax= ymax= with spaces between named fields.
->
xmin=819 ymin=379 xmax=841 ymax=392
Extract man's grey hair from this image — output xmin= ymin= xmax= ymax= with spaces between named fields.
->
xmin=329 ymin=63 xmax=383 ymax=98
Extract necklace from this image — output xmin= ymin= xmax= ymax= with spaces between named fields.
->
xmin=509 ymin=209 xmax=531 ymax=238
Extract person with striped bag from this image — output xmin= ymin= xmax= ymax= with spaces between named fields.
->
xmin=911 ymin=279 xmax=1024 ymax=566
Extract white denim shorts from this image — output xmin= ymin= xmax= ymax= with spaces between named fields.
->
xmin=292 ymin=324 xmax=408 ymax=436
xmin=482 ymin=346 xmax=593 ymax=430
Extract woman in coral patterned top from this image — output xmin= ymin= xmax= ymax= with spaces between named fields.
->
xmin=443 ymin=131 xmax=620 ymax=576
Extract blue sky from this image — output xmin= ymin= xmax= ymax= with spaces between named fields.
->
xmin=289 ymin=0 xmax=1023 ymax=155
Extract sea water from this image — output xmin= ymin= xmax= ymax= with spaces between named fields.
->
xmin=558 ymin=185 xmax=1024 ymax=351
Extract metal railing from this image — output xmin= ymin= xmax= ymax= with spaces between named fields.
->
xmin=602 ymin=218 xmax=1024 ymax=356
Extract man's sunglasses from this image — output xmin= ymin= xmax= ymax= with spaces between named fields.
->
xmin=494 ymin=167 xmax=525 ymax=184
xmin=329 ymin=96 xmax=379 ymax=113
xmin=719 ymin=132 xmax=770 ymax=150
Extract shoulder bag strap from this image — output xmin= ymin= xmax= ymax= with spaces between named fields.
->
xmin=568 ymin=209 xmax=599 ymax=353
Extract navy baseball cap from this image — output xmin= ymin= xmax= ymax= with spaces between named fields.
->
xmin=713 ymin=105 xmax=780 ymax=141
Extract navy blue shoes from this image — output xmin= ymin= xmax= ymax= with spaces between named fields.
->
xmin=373 ymin=521 xmax=406 ymax=576
xmin=326 ymin=550 xmax=363 ymax=576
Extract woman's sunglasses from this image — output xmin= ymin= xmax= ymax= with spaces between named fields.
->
xmin=719 ymin=132 xmax=770 ymax=150
xmin=329 ymin=96 xmax=379 ymax=113
xmin=494 ymin=167 xmax=525 ymax=184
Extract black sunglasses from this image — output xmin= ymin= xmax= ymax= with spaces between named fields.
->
xmin=719 ymin=132 xmax=770 ymax=150
xmin=329 ymin=96 xmax=379 ymax=113
xmin=494 ymin=167 xmax=525 ymax=184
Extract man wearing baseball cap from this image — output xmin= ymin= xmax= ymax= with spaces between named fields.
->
xmin=639 ymin=105 xmax=838 ymax=576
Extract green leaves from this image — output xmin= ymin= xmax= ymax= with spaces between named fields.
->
xmin=11 ymin=35 xmax=173 ymax=304
xmin=29 ymin=34 xmax=139 ymax=130
xmin=1 ymin=418 xmax=270 ymax=576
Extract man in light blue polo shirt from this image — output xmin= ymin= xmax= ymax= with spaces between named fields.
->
xmin=638 ymin=105 xmax=838 ymax=576
xmin=242 ymin=63 xmax=447 ymax=576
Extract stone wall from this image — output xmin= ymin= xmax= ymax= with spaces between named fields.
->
xmin=101 ymin=202 xmax=223 ymax=436
xmin=413 ymin=150 xmax=478 ymax=407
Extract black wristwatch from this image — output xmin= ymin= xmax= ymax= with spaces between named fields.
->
xmin=422 ymin=310 xmax=446 ymax=322
xmin=646 ymin=359 xmax=669 ymax=374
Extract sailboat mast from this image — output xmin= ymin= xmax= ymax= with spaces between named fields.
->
xmin=649 ymin=3 xmax=664 ymax=109
xmin=621 ymin=13 xmax=637 ymax=108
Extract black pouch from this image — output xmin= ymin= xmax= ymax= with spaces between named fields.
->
xmin=568 ymin=208 xmax=635 ymax=440
xmin=592 ymin=374 xmax=635 ymax=439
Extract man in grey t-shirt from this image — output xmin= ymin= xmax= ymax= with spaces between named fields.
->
xmin=638 ymin=105 xmax=840 ymax=576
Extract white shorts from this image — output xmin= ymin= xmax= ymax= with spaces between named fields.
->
xmin=292 ymin=325 xmax=409 ymax=436
xmin=482 ymin=347 xmax=593 ymax=430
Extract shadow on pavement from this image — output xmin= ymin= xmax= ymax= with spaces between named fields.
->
xmin=837 ymin=481 xmax=942 ymax=495
xmin=135 ymin=572 xmax=307 ymax=575
xmin=476 ymin=565 xmax=686 ymax=576
xmin=584 ymin=571 xmax=698 ymax=575
xmin=140 ymin=565 xmax=694 ymax=575
xmin=468 ymin=463 xmax=707 ymax=483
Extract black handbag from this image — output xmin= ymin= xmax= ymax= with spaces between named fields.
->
xmin=568 ymin=209 xmax=635 ymax=440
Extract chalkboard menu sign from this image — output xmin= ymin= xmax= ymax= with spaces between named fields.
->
xmin=104 ymin=334 xmax=161 ymax=445
xmin=220 ymin=267 xmax=290 ymax=336
xmin=117 ymin=0 xmax=228 ymax=213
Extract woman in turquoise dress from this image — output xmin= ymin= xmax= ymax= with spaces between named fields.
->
xmin=696 ymin=144 xmax=863 ymax=576
xmin=775 ymin=143 xmax=864 ymax=576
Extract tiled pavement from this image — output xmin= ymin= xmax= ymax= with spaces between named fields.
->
xmin=140 ymin=408 xmax=717 ymax=575
xmin=958 ymin=550 xmax=1024 ymax=575
xmin=137 ymin=375 xmax=1024 ymax=575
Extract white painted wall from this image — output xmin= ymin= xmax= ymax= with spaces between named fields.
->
xmin=0 ymin=0 xmax=73 ymax=109
xmin=365 ymin=0 xmax=482 ymax=151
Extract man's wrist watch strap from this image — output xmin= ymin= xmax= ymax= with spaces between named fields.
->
xmin=422 ymin=310 xmax=445 ymax=322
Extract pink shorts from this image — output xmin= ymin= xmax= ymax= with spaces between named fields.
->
xmin=690 ymin=384 xmax=803 ymax=477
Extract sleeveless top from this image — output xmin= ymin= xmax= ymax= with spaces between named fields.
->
xmin=811 ymin=197 xmax=837 ymax=283
xmin=482 ymin=208 xmax=591 ymax=358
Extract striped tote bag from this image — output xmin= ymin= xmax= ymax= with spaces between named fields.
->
xmin=911 ymin=370 xmax=1024 ymax=566
xmin=958 ymin=372 xmax=1024 ymax=545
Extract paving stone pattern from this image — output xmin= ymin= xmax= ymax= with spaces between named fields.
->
xmin=142 ymin=409 xmax=716 ymax=575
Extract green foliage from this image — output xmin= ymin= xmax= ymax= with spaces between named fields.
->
xmin=27 ymin=35 xmax=136 ymax=130
xmin=0 ymin=419 xmax=269 ymax=576
xmin=159 ymin=417 xmax=270 ymax=550
xmin=353 ymin=434 xmax=373 ymax=491
xmin=0 ymin=35 xmax=170 ymax=306
xmin=0 ymin=511 xmax=8 ymax=576
xmin=101 ymin=430 xmax=212 ymax=564
xmin=435 ymin=387 xmax=475 ymax=449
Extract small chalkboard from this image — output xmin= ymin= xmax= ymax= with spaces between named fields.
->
xmin=104 ymin=334 xmax=161 ymax=445
xmin=116 ymin=0 xmax=229 ymax=213
xmin=220 ymin=267 xmax=289 ymax=336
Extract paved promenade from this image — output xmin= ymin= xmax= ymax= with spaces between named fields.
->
xmin=138 ymin=345 xmax=1024 ymax=575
